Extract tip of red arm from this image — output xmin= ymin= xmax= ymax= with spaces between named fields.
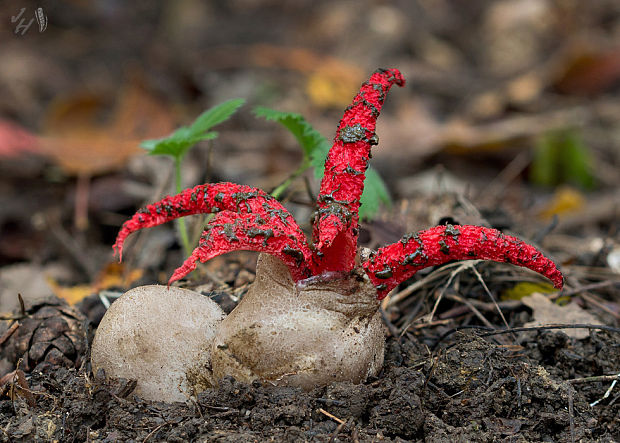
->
xmin=112 ymin=243 xmax=123 ymax=262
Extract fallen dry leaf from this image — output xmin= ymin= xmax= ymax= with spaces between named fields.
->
xmin=38 ymin=78 xmax=174 ymax=176
xmin=538 ymin=186 xmax=585 ymax=220
xmin=48 ymin=262 xmax=144 ymax=305
xmin=554 ymin=46 xmax=620 ymax=95
xmin=522 ymin=292 xmax=602 ymax=339
xmin=0 ymin=120 xmax=40 ymax=157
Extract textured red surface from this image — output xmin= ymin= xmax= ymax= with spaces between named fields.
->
xmin=312 ymin=68 xmax=405 ymax=273
xmin=113 ymin=182 xmax=313 ymax=278
xmin=169 ymin=210 xmax=314 ymax=284
xmin=362 ymin=225 xmax=564 ymax=299
xmin=115 ymin=69 xmax=563 ymax=299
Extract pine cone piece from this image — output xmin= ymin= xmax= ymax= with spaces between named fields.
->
xmin=0 ymin=297 xmax=89 ymax=372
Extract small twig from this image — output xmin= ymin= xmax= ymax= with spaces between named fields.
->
xmin=532 ymin=214 xmax=559 ymax=245
xmin=484 ymin=151 xmax=531 ymax=204
xmin=426 ymin=262 xmax=472 ymax=323
xmin=48 ymin=217 xmax=98 ymax=279
xmin=579 ymin=292 xmax=620 ymax=320
xmin=551 ymin=281 xmax=618 ymax=299
xmin=469 ymin=264 xmax=515 ymax=340
xmin=568 ymin=387 xmax=575 ymax=443
xmin=589 ymin=371 xmax=620 ymax=407
xmin=568 ymin=374 xmax=620 ymax=384
xmin=318 ymin=408 xmax=345 ymax=425
xmin=386 ymin=262 xmax=466 ymax=308
xmin=423 ymin=354 xmax=440 ymax=392
xmin=443 ymin=293 xmax=495 ymax=330
xmin=329 ymin=419 xmax=349 ymax=443
xmin=18 ymin=294 xmax=25 ymax=317
xmin=0 ymin=322 xmax=19 ymax=346
xmin=379 ymin=307 xmax=399 ymax=338
xmin=433 ymin=324 xmax=620 ymax=350
xmin=142 ymin=422 xmax=170 ymax=443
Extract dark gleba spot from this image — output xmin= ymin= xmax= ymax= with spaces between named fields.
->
xmin=339 ymin=124 xmax=367 ymax=143
xmin=439 ymin=240 xmax=450 ymax=255
xmin=375 ymin=268 xmax=393 ymax=279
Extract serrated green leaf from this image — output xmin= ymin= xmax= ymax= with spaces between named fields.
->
xmin=255 ymin=106 xmax=391 ymax=221
xmin=309 ymin=135 xmax=331 ymax=178
xmin=253 ymin=107 xmax=330 ymax=162
xmin=141 ymin=98 xmax=243 ymax=162
xmin=190 ymin=98 xmax=245 ymax=135
xmin=359 ymin=167 xmax=391 ymax=220
xmin=141 ymin=132 xmax=218 ymax=158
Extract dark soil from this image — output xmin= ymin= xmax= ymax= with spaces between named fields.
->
xmin=0 ymin=321 xmax=617 ymax=442
xmin=1 ymin=1 xmax=619 ymax=441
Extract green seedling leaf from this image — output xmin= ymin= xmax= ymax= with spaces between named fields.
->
xmin=359 ymin=167 xmax=391 ymax=220
xmin=141 ymin=98 xmax=244 ymax=161
xmin=254 ymin=106 xmax=392 ymax=220
xmin=253 ymin=107 xmax=330 ymax=173
xmin=190 ymin=98 xmax=245 ymax=135
xmin=140 ymin=98 xmax=244 ymax=256
xmin=309 ymin=139 xmax=330 ymax=180
xmin=141 ymin=131 xmax=218 ymax=159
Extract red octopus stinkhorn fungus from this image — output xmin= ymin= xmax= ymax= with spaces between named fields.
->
xmin=91 ymin=68 xmax=563 ymax=401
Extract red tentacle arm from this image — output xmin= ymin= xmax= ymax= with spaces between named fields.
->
xmin=362 ymin=225 xmax=564 ymax=299
xmin=169 ymin=210 xmax=314 ymax=284
xmin=313 ymin=68 xmax=405 ymax=273
xmin=113 ymin=182 xmax=305 ymax=260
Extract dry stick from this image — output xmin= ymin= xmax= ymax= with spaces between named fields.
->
xmin=142 ymin=422 xmax=170 ymax=443
xmin=426 ymin=262 xmax=474 ymax=323
xmin=48 ymin=218 xmax=98 ymax=280
xmin=318 ymin=408 xmax=345 ymax=425
xmin=568 ymin=387 xmax=575 ymax=443
xmin=433 ymin=324 xmax=620 ymax=351
xmin=445 ymin=294 xmax=495 ymax=330
xmin=550 ymin=281 xmax=618 ymax=299
xmin=483 ymin=151 xmax=532 ymax=204
xmin=580 ymin=291 xmax=620 ymax=320
xmin=379 ymin=307 xmax=399 ymax=338
xmin=385 ymin=261 xmax=468 ymax=309
xmin=569 ymin=374 xmax=620 ymax=384
xmin=469 ymin=264 xmax=516 ymax=341
xmin=0 ymin=322 xmax=19 ymax=347
xmin=397 ymin=293 xmax=427 ymax=337
xmin=440 ymin=298 xmax=522 ymax=318
xmin=329 ymin=419 xmax=349 ymax=443
xmin=74 ymin=173 xmax=91 ymax=231
xmin=480 ymin=324 xmax=620 ymax=336
xmin=17 ymin=294 xmax=25 ymax=317
xmin=589 ymin=371 xmax=620 ymax=407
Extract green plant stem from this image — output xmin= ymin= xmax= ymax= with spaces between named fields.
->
xmin=270 ymin=159 xmax=310 ymax=199
xmin=174 ymin=157 xmax=192 ymax=256
xmin=190 ymin=213 xmax=215 ymax=250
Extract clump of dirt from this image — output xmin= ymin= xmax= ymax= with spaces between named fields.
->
xmin=0 ymin=329 xmax=617 ymax=441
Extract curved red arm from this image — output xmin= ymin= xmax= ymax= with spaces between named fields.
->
xmin=113 ymin=182 xmax=309 ymax=262
xmin=362 ymin=225 xmax=564 ymax=299
xmin=312 ymin=68 xmax=405 ymax=273
xmin=169 ymin=210 xmax=314 ymax=284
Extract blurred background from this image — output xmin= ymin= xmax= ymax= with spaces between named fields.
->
xmin=1 ymin=0 xmax=619 ymax=311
